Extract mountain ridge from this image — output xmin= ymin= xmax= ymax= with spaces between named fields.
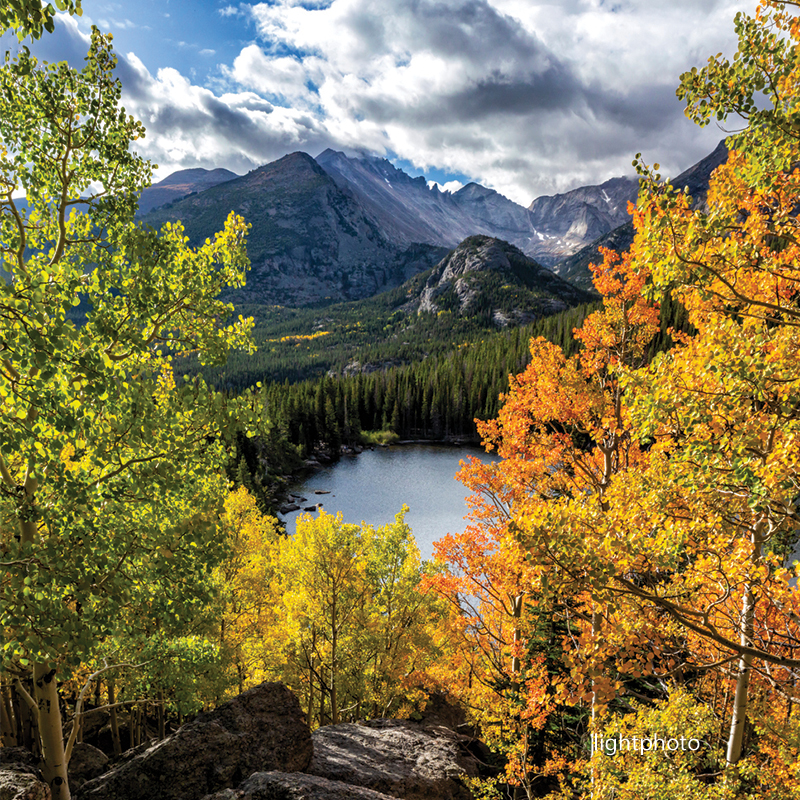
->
xmin=139 ymin=142 xmax=726 ymax=308
xmin=138 ymin=167 xmax=239 ymax=215
xmin=315 ymin=148 xmax=636 ymax=266
xmin=141 ymin=152 xmax=447 ymax=306
xmin=552 ymin=140 xmax=729 ymax=290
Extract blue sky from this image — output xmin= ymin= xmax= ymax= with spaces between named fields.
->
xmin=19 ymin=0 xmax=751 ymax=205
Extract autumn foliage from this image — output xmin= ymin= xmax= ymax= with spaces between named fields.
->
xmin=425 ymin=4 xmax=800 ymax=798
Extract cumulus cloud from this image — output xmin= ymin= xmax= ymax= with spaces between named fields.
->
xmin=235 ymin=0 xmax=749 ymax=201
xmin=23 ymin=17 xmax=343 ymax=182
xmin=22 ymin=1 xmax=751 ymax=203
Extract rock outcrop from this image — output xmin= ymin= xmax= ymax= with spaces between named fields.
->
xmin=0 ymin=747 xmax=50 ymax=800
xmin=307 ymin=719 xmax=479 ymax=800
xmin=75 ymin=683 xmax=312 ymax=800
xmin=404 ymin=235 xmax=590 ymax=322
xmin=202 ymin=771 xmax=401 ymax=800
xmin=66 ymin=744 xmax=108 ymax=793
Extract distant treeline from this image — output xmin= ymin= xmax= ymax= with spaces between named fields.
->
xmin=262 ymin=304 xmax=592 ymax=455
xmin=260 ymin=293 xmax=690 ymax=457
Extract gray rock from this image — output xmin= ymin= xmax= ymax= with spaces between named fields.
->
xmin=308 ymin=719 xmax=479 ymax=800
xmin=0 ymin=747 xmax=50 ymax=800
xmin=201 ymin=771 xmax=400 ymax=800
xmin=67 ymin=743 xmax=108 ymax=792
xmin=76 ymin=683 xmax=312 ymax=800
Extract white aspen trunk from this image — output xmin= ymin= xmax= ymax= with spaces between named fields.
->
xmin=18 ymin=475 xmax=70 ymax=797
xmin=726 ymin=583 xmax=755 ymax=765
xmin=726 ymin=525 xmax=764 ymax=766
xmin=33 ymin=664 xmax=70 ymax=800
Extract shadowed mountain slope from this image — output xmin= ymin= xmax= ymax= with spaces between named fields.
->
xmin=141 ymin=152 xmax=447 ymax=306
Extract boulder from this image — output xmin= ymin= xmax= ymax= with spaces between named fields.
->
xmin=307 ymin=719 xmax=479 ymax=800
xmin=201 ymin=771 xmax=400 ymax=800
xmin=0 ymin=747 xmax=50 ymax=800
xmin=76 ymin=683 xmax=312 ymax=800
xmin=67 ymin=744 xmax=108 ymax=792
xmin=68 ymin=709 xmax=109 ymax=746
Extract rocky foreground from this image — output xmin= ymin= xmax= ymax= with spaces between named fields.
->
xmin=0 ymin=683 xmax=488 ymax=800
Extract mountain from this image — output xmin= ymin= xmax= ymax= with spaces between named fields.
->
xmin=398 ymin=235 xmax=592 ymax=327
xmin=138 ymin=143 xmax=723 ymax=308
xmin=202 ymin=234 xmax=595 ymax=390
xmin=316 ymin=149 xmax=636 ymax=266
xmin=138 ymin=167 xmax=239 ymax=215
xmin=552 ymin=140 xmax=730 ymax=291
xmin=527 ymin=176 xmax=638 ymax=262
xmin=141 ymin=152 xmax=447 ymax=306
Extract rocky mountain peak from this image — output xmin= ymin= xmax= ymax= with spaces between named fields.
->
xmin=137 ymin=166 xmax=239 ymax=215
xmin=437 ymin=235 xmax=532 ymax=282
xmin=454 ymin=183 xmax=500 ymax=201
xmin=404 ymin=234 xmax=591 ymax=324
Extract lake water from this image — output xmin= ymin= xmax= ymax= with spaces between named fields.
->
xmin=279 ymin=443 xmax=501 ymax=560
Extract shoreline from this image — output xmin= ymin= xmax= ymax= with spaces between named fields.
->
xmin=275 ymin=436 xmax=487 ymax=519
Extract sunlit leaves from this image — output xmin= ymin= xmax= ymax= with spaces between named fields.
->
xmin=0 ymin=30 xmax=256 ymax=681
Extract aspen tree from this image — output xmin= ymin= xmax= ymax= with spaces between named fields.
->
xmin=0 ymin=29 xmax=255 ymax=799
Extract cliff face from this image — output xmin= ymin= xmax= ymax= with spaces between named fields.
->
xmin=316 ymin=148 xmax=636 ymax=267
xmin=401 ymin=235 xmax=592 ymax=326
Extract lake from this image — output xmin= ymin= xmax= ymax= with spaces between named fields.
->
xmin=279 ymin=443 xmax=501 ymax=560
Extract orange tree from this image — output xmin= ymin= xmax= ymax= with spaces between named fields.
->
xmin=426 ymin=248 xmax=661 ymax=797
xmin=441 ymin=3 xmax=800 ymax=797
xmin=604 ymin=0 xmax=800 ymax=788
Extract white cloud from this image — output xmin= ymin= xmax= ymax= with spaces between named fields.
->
xmin=233 ymin=0 xmax=749 ymax=202
xmin=428 ymin=179 xmax=465 ymax=194
xmin=223 ymin=45 xmax=321 ymax=104
xmin=23 ymin=17 xmax=340 ymax=182
xmin=25 ymin=3 xmax=752 ymax=205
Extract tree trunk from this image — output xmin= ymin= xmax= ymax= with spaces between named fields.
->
xmin=331 ymin=597 xmax=339 ymax=725
xmin=511 ymin=593 xmax=523 ymax=681
xmin=307 ymin=656 xmax=315 ymax=730
xmin=129 ymin=704 xmax=137 ymax=749
xmin=33 ymin=663 xmax=70 ymax=800
xmin=157 ymin=691 xmax=166 ymax=741
xmin=108 ymin=682 xmax=121 ymax=757
xmin=726 ymin=584 xmax=755 ymax=764
xmin=13 ymin=682 xmax=35 ymax=751
xmin=726 ymin=524 xmax=764 ymax=766
xmin=1 ymin=681 xmax=17 ymax=746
